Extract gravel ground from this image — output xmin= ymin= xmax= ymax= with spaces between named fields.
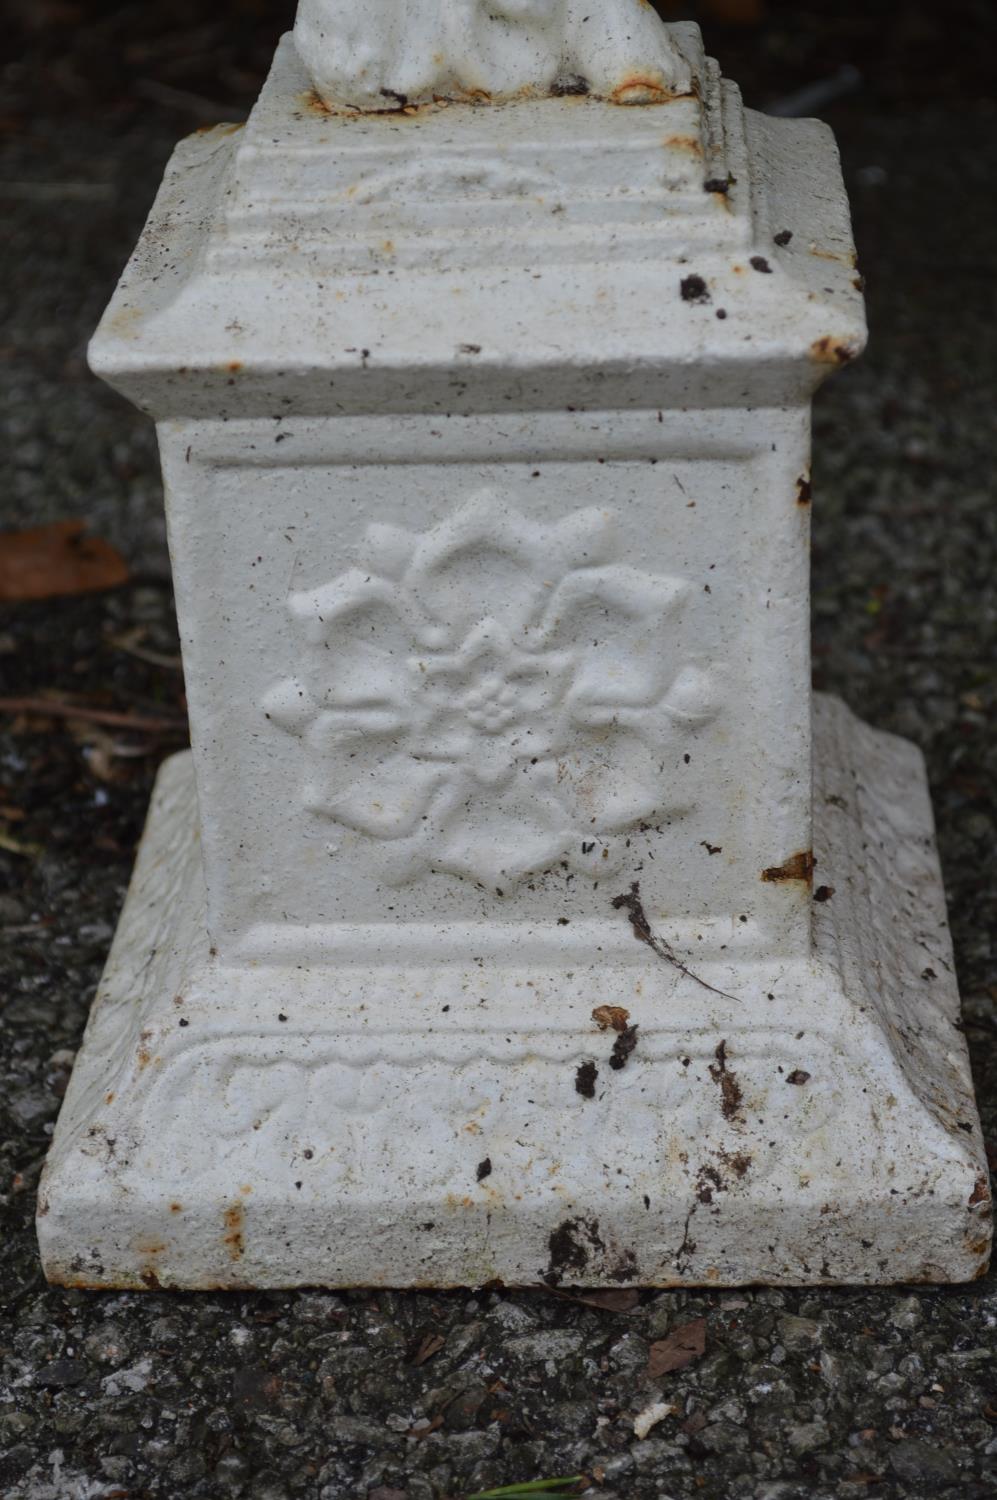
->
xmin=1 ymin=4 xmax=995 ymax=1498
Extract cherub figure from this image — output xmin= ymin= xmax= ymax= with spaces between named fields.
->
xmin=295 ymin=0 xmax=694 ymax=111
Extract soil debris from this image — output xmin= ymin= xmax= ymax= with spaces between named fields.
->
xmin=709 ymin=1040 xmax=744 ymax=1121
xmin=574 ymin=1060 xmax=598 ymax=1098
xmin=609 ymin=1025 xmax=639 ymax=1071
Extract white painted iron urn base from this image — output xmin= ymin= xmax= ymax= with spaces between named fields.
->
xmin=39 ymin=14 xmax=991 ymax=1288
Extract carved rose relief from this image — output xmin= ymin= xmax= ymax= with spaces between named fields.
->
xmin=264 ymin=491 xmax=719 ymax=888
xmin=295 ymin=0 xmax=694 ymax=112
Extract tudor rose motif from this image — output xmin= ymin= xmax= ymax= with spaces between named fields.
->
xmin=264 ymin=492 xmax=719 ymax=887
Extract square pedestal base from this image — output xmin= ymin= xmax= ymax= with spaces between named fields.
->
xmin=38 ymin=696 xmax=990 ymax=1288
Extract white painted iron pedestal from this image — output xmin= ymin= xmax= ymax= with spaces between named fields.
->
xmin=39 ymin=19 xmax=991 ymax=1288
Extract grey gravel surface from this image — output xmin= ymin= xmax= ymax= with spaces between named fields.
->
xmin=1 ymin=4 xmax=996 ymax=1498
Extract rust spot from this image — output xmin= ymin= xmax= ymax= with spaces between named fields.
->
xmin=796 ymin=474 xmax=812 ymax=507
xmin=226 ymin=360 xmax=243 ymax=373
xmin=545 ymin=1216 xmax=604 ymax=1286
xmin=140 ymin=1269 xmax=162 ymax=1290
xmin=810 ymin=336 xmax=858 ymax=366
xmin=575 ymin=1060 xmax=598 ymax=1099
xmin=223 ymin=1203 xmax=245 ymax=1261
xmin=105 ymin=1092 xmax=115 ymax=1105
xmin=304 ymin=88 xmax=335 ymax=116
xmin=786 ymin=1069 xmax=811 ymax=1086
xmin=809 ymin=245 xmax=858 ymax=267
xmin=137 ymin=1048 xmax=151 ymax=1070
xmin=664 ymin=133 xmax=703 ymax=155
xmin=609 ymin=1025 xmax=639 ymax=1072
xmin=610 ymin=76 xmax=673 ymax=105
xmin=170 ymin=1202 xmax=183 ymax=1213
xmin=592 ymin=1005 xmax=630 ymax=1033
xmin=709 ymin=1040 xmax=744 ymax=1122
xmin=761 ymin=850 xmax=815 ymax=884
xmin=969 ymin=1177 xmax=991 ymax=1207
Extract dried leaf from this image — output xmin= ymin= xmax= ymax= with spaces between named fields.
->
xmin=591 ymin=1005 xmax=630 ymax=1033
xmin=646 ymin=1316 xmax=707 ymax=1377
xmin=633 ymin=1399 xmax=675 ymax=1439
xmin=0 ymin=520 xmax=128 ymax=601
xmin=409 ymin=1412 xmax=445 ymax=1440
xmin=548 ymin=1287 xmax=640 ymax=1313
xmin=410 ymin=1331 xmax=445 ymax=1366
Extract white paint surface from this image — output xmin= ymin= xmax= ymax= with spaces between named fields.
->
xmin=39 ymin=20 xmax=991 ymax=1288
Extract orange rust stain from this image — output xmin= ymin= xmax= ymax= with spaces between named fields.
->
xmin=611 ymin=77 xmax=671 ymax=105
xmin=809 ymin=246 xmax=858 ymax=267
xmin=137 ymin=1048 xmax=151 ymax=1070
xmin=592 ymin=1004 xmax=631 ymax=1033
xmin=135 ymin=1240 xmax=166 ymax=1257
xmin=761 ymin=851 xmax=815 ymax=884
xmin=226 ymin=360 xmax=243 ymax=373
xmin=223 ymin=1203 xmax=245 ymax=1260
xmin=170 ymin=1202 xmax=183 ymax=1214
xmin=796 ymin=474 xmax=813 ymax=507
xmin=105 ymin=1092 xmax=115 ymax=1105
xmin=664 ymin=134 xmax=703 ymax=155
xmin=810 ymin=336 xmax=858 ymax=366
xmin=304 ymin=88 xmax=334 ymax=116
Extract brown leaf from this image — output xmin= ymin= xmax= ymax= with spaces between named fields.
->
xmin=592 ymin=1005 xmax=630 ymax=1033
xmin=410 ymin=1332 xmax=445 ymax=1366
xmin=0 ymin=520 xmax=128 ymax=601
xmin=646 ymin=1317 xmax=707 ymax=1377
xmin=548 ymin=1287 xmax=640 ymax=1313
